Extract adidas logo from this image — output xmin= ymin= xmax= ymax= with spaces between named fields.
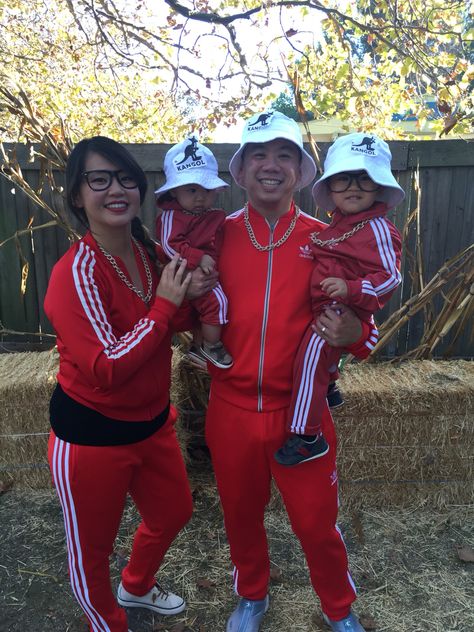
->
xmin=299 ymin=244 xmax=313 ymax=259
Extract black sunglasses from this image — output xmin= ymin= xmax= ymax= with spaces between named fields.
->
xmin=327 ymin=171 xmax=379 ymax=193
xmin=82 ymin=170 xmax=139 ymax=191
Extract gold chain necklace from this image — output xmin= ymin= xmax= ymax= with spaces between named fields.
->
xmin=310 ymin=217 xmax=377 ymax=247
xmin=159 ymin=206 xmax=213 ymax=217
xmin=95 ymin=237 xmax=153 ymax=304
xmin=243 ymin=203 xmax=300 ymax=252
xmin=179 ymin=207 xmax=214 ymax=216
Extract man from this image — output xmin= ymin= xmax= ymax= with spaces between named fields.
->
xmin=205 ymin=111 xmax=372 ymax=632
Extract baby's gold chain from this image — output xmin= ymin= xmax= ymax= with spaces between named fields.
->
xmin=310 ymin=218 xmax=377 ymax=247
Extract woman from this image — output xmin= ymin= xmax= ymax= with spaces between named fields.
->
xmin=45 ymin=136 xmax=200 ymax=632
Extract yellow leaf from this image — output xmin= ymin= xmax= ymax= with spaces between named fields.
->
xmin=20 ymin=262 xmax=29 ymax=295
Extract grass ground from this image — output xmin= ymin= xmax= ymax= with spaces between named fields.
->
xmin=0 ymin=465 xmax=473 ymax=632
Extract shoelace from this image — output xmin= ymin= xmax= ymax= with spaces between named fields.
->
xmin=204 ymin=342 xmax=230 ymax=361
xmin=280 ymin=436 xmax=305 ymax=454
xmin=152 ymin=583 xmax=169 ymax=601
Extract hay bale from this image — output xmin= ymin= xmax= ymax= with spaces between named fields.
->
xmin=174 ymin=356 xmax=474 ymax=508
xmin=334 ymin=360 xmax=474 ymax=508
xmin=0 ymin=349 xmax=58 ymax=488
xmin=2 ymin=348 xmax=473 ymax=508
xmin=0 ymin=346 xmax=193 ymax=488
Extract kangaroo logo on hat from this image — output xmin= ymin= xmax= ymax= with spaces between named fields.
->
xmin=247 ymin=111 xmax=274 ymax=131
xmin=351 ymin=136 xmax=377 ymax=155
xmin=173 ymin=136 xmax=207 ymax=172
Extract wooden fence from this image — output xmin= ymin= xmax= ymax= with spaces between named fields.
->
xmin=1 ymin=140 xmax=473 ymax=357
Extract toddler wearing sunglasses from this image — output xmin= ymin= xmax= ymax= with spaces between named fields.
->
xmin=275 ymin=133 xmax=405 ymax=466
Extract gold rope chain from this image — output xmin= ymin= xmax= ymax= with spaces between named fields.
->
xmin=95 ymin=236 xmax=153 ymax=304
xmin=243 ymin=203 xmax=300 ymax=252
xmin=310 ymin=217 xmax=380 ymax=247
xmin=159 ymin=206 xmax=214 ymax=216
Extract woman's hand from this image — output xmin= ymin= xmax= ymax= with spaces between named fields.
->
xmin=313 ymin=304 xmax=362 ymax=347
xmin=155 ymin=254 xmax=191 ymax=307
xmin=186 ymin=267 xmax=219 ymax=299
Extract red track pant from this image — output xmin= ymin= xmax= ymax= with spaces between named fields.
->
xmin=191 ymin=282 xmax=229 ymax=325
xmin=205 ymin=393 xmax=356 ymax=620
xmin=289 ymin=328 xmax=342 ymax=435
xmin=48 ymin=408 xmax=193 ymax=632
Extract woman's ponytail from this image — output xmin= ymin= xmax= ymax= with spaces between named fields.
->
xmin=131 ymin=217 xmax=158 ymax=264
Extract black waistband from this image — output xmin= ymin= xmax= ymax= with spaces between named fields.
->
xmin=50 ymin=383 xmax=170 ymax=446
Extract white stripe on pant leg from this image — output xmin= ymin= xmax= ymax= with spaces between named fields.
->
xmin=52 ymin=439 xmax=100 ymax=630
xmin=61 ymin=442 xmax=112 ymax=632
xmin=53 ymin=439 xmax=107 ymax=632
xmin=53 ymin=438 xmax=110 ymax=632
xmin=291 ymin=334 xmax=324 ymax=434
xmin=290 ymin=333 xmax=319 ymax=433
xmin=232 ymin=566 xmax=239 ymax=595
xmin=212 ymin=284 xmax=228 ymax=324
xmin=335 ymin=524 xmax=357 ymax=597
xmin=297 ymin=336 xmax=325 ymax=432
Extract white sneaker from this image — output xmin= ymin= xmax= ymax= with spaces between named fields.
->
xmin=117 ymin=581 xmax=186 ymax=615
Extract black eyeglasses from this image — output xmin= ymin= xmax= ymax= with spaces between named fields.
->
xmin=82 ymin=170 xmax=139 ymax=191
xmin=327 ymin=171 xmax=379 ymax=193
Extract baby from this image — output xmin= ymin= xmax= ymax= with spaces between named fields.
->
xmin=155 ymin=136 xmax=232 ymax=369
xmin=275 ymin=133 xmax=404 ymax=466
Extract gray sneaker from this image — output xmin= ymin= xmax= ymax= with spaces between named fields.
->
xmin=117 ymin=581 xmax=185 ymax=615
xmin=323 ymin=611 xmax=365 ymax=631
xmin=186 ymin=343 xmax=208 ymax=370
xmin=226 ymin=595 xmax=269 ymax=632
xmin=201 ymin=340 xmax=233 ymax=369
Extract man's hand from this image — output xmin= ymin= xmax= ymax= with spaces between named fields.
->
xmin=186 ymin=267 xmax=219 ymax=299
xmin=321 ymin=277 xmax=348 ymax=299
xmin=313 ymin=304 xmax=362 ymax=347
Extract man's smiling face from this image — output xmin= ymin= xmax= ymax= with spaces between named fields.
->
xmin=237 ymin=139 xmax=301 ymax=217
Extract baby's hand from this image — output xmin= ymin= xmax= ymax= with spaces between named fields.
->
xmin=199 ymin=254 xmax=216 ymax=275
xmin=321 ymin=277 xmax=348 ymax=299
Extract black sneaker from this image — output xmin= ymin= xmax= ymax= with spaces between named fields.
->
xmin=327 ymin=382 xmax=344 ymax=409
xmin=274 ymin=435 xmax=329 ymax=466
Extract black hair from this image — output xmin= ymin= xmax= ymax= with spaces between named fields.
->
xmin=66 ymin=136 xmax=156 ymax=261
xmin=156 ymin=191 xmax=175 ymax=206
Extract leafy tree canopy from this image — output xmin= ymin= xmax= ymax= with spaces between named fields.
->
xmin=0 ymin=0 xmax=192 ymax=142
xmin=272 ymin=92 xmax=315 ymax=121
xmin=0 ymin=0 xmax=472 ymax=140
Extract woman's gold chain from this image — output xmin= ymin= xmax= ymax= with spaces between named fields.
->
xmin=96 ymin=237 xmax=153 ymax=304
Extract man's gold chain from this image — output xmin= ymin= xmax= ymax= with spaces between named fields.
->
xmin=243 ymin=203 xmax=300 ymax=252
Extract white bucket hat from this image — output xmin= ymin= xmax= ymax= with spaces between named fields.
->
xmin=229 ymin=110 xmax=317 ymax=190
xmin=155 ymin=136 xmax=229 ymax=196
xmin=312 ymin=133 xmax=405 ymax=211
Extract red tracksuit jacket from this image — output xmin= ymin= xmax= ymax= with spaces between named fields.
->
xmin=208 ymin=203 xmax=375 ymax=412
xmin=155 ymin=202 xmax=226 ymax=270
xmin=310 ymin=202 xmax=402 ymax=322
xmin=156 ymin=203 xmax=229 ymax=325
xmin=288 ymin=202 xmax=402 ymax=435
xmin=44 ymin=232 xmax=190 ymax=421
